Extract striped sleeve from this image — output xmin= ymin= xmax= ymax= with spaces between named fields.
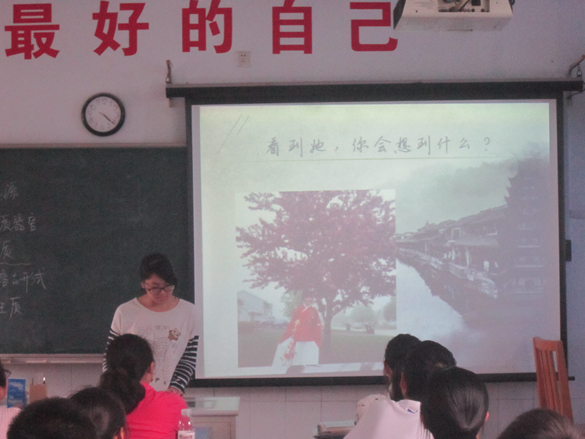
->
xmin=102 ymin=329 xmax=120 ymax=371
xmin=169 ymin=335 xmax=198 ymax=393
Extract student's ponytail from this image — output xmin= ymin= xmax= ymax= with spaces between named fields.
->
xmin=99 ymin=334 xmax=153 ymax=414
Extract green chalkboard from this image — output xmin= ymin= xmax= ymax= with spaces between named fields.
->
xmin=0 ymin=147 xmax=191 ymax=354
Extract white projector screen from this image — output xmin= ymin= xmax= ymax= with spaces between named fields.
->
xmin=185 ymin=83 xmax=569 ymax=384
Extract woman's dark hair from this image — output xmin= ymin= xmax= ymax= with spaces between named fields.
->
xmin=70 ymin=387 xmax=126 ymax=439
xmin=140 ymin=253 xmax=177 ymax=287
xmin=402 ymin=340 xmax=456 ymax=401
xmin=497 ymin=409 xmax=584 ymax=439
xmin=420 ymin=367 xmax=489 ymax=439
xmin=384 ymin=334 xmax=421 ymax=401
xmin=99 ymin=334 xmax=154 ymax=414
xmin=0 ymin=360 xmax=7 ymax=388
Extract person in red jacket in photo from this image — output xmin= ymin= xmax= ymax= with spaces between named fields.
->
xmin=273 ymin=292 xmax=323 ymax=368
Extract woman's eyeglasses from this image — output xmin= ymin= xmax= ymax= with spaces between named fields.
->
xmin=144 ymin=285 xmax=175 ymax=295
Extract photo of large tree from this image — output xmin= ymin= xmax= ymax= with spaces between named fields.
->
xmin=236 ymin=189 xmax=396 ymax=353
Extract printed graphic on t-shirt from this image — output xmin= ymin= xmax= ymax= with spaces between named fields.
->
xmin=137 ymin=325 xmax=182 ymax=386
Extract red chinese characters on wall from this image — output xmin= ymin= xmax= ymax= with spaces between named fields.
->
xmin=273 ymin=0 xmax=312 ymax=54
xmin=182 ymin=0 xmax=233 ymax=53
xmin=93 ymin=1 xmax=149 ymax=56
xmin=350 ymin=2 xmax=397 ymax=52
xmin=2 ymin=1 xmax=398 ymax=60
xmin=4 ymin=3 xmax=60 ymax=59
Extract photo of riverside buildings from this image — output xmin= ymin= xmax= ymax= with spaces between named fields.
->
xmin=397 ymin=157 xmax=550 ymax=317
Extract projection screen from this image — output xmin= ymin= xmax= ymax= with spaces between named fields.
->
xmin=174 ymin=81 xmax=578 ymax=385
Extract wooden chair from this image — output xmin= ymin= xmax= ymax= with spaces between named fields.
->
xmin=533 ymin=337 xmax=573 ymax=422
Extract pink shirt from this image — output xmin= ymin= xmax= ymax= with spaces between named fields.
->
xmin=126 ymin=383 xmax=187 ymax=439
xmin=0 ymin=406 xmax=20 ymax=439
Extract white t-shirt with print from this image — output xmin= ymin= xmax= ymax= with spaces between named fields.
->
xmin=110 ymin=298 xmax=197 ymax=391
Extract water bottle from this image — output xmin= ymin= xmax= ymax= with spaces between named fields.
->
xmin=177 ymin=410 xmax=195 ymax=439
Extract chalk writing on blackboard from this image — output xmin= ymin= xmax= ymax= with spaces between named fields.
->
xmin=0 ymin=181 xmax=46 ymax=320
xmin=3 ymin=182 xmax=18 ymax=200
xmin=0 ymin=215 xmax=38 ymax=232
xmin=0 ymin=147 xmax=190 ymax=355
xmin=0 ymin=297 xmax=21 ymax=319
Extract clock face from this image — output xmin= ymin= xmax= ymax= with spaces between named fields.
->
xmin=82 ymin=93 xmax=125 ymax=136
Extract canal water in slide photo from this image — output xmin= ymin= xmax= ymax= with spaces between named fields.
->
xmin=396 ymin=259 xmax=547 ymax=374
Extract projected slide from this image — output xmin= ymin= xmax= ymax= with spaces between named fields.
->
xmin=193 ymin=101 xmax=560 ymax=379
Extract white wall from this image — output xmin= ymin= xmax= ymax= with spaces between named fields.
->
xmin=2 ymin=1 xmax=585 ymax=438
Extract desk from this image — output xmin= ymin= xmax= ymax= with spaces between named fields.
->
xmin=183 ymin=397 xmax=240 ymax=439
xmin=313 ymin=420 xmax=354 ymax=439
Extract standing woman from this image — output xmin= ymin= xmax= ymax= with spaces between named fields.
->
xmin=106 ymin=253 xmax=198 ymax=394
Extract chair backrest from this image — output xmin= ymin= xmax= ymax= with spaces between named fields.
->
xmin=533 ymin=337 xmax=573 ymax=422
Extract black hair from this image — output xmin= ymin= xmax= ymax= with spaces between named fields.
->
xmin=497 ymin=408 xmax=583 ymax=439
xmin=0 ymin=360 xmax=6 ymax=388
xmin=99 ymin=334 xmax=154 ymax=414
xmin=8 ymin=397 xmax=97 ymax=439
xmin=384 ymin=334 xmax=421 ymax=401
xmin=401 ymin=340 xmax=456 ymax=401
xmin=421 ymin=367 xmax=489 ymax=439
xmin=70 ymin=387 xmax=126 ymax=439
xmin=139 ymin=253 xmax=177 ymax=287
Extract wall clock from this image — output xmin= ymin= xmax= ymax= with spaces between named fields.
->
xmin=82 ymin=93 xmax=125 ymax=136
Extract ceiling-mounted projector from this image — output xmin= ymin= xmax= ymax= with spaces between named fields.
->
xmin=393 ymin=0 xmax=513 ymax=31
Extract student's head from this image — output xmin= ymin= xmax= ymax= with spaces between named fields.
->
xmin=8 ymin=397 xmax=97 ymax=439
xmin=421 ymin=367 xmax=489 ymax=439
xmin=104 ymin=334 xmax=154 ymax=380
xmin=401 ymin=340 xmax=456 ymax=401
xmin=70 ymin=387 xmax=126 ymax=439
xmin=139 ymin=253 xmax=177 ymax=286
xmin=497 ymin=409 xmax=584 ymax=439
xmin=100 ymin=334 xmax=154 ymax=413
xmin=383 ymin=334 xmax=421 ymax=401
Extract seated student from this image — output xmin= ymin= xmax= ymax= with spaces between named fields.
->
xmin=345 ymin=340 xmax=456 ymax=439
xmin=0 ymin=361 xmax=19 ymax=439
xmin=7 ymin=397 xmax=97 ymax=439
xmin=497 ymin=408 xmax=584 ymax=439
xmin=420 ymin=366 xmax=489 ymax=439
xmin=356 ymin=334 xmax=421 ymax=422
xmin=99 ymin=333 xmax=187 ymax=439
xmin=70 ymin=387 xmax=126 ymax=439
